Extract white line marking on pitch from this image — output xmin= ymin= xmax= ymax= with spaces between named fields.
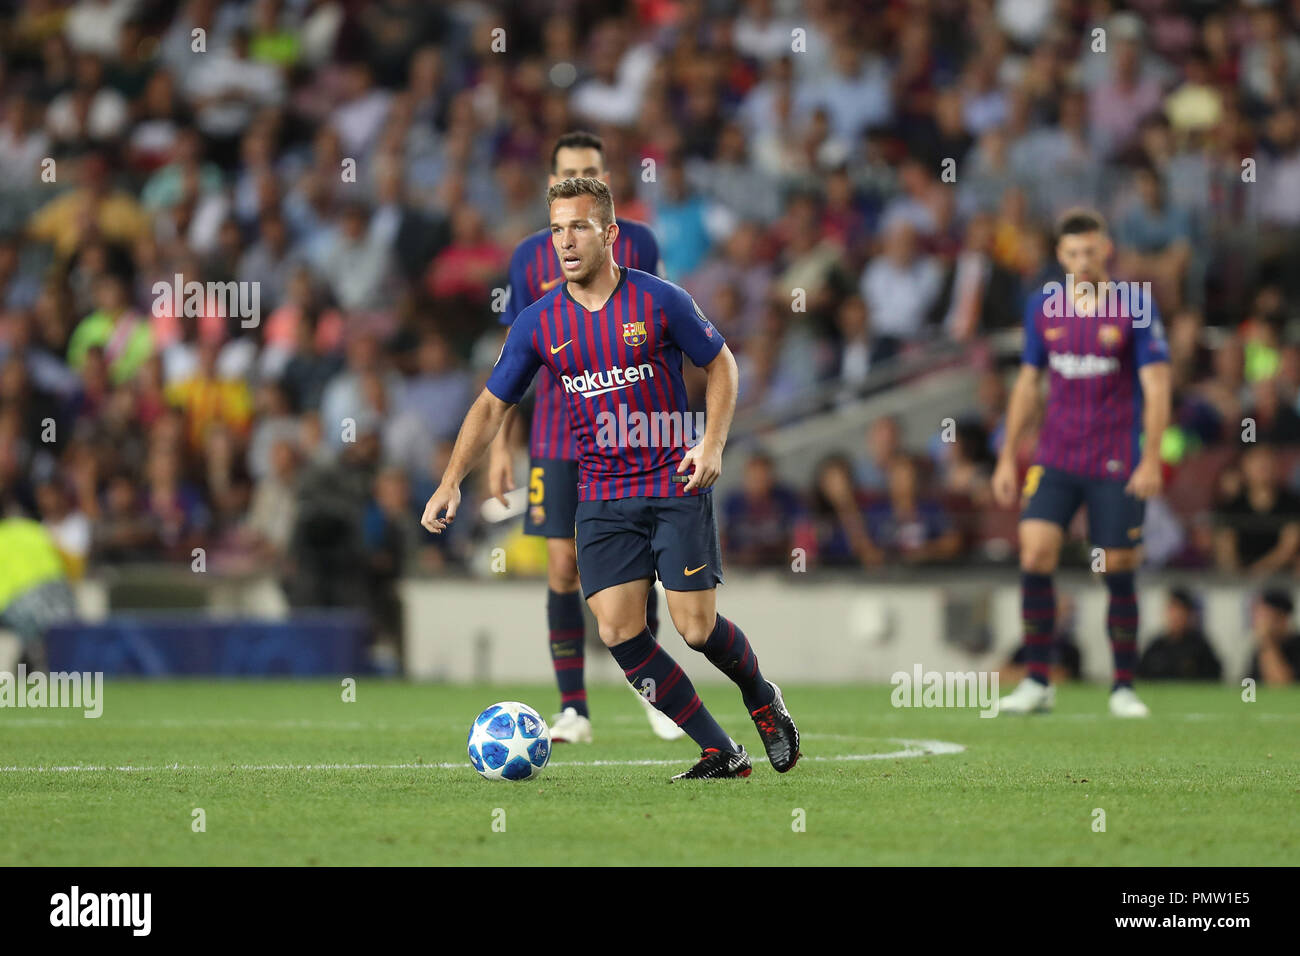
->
xmin=0 ymin=739 xmax=964 ymax=773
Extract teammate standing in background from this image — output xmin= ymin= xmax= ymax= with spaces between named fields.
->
xmin=489 ymin=132 xmax=681 ymax=743
xmin=992 ymin=209 xmax=1171 ymax=717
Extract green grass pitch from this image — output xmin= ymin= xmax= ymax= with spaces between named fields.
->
xmin=2 ymin=680 xmax=1296 ymax=865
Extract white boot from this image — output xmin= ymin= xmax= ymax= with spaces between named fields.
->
xmin=1108 ymin=686 xmax=1150 ymax=718
xmin=549 ymin=706 xmax=593 ymax=743
xmin=997 ymin=678 xmax=1055 ymax=715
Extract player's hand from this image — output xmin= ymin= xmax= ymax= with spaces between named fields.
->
xmin=487 ymin=447 xmax=515 ymax=507
xmin=991 ymin=458 xmax=1019 ymax=509
xmin=678 ymin=440 xmax=722 ymax=493
xmin=421 ymin=484 xmax=461 ymax=533
xmin=1125 ymin=457 xmax=1162 ymax=500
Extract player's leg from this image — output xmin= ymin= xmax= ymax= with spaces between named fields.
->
xmin=999 ymin=466 xmax=1080 ymax=714
xmin=543 ymin=536 xmax=593 ymax=741
xmin=1087 ymin=479 xmax=1150 ymax=717
xmin=628 ymin=578 xmax=686 ymax=740
xmin=1099 ymin=548 xmax=1144 ymax=714
xmin=577 ymin=498 xmax=746 ymax=778
xmin=587 ymin=579 xmax=744 ymax=773
xmin=533 ymin=460 xmax=673 ymax=739
xmin=527 ymin=459 xmax=591 ymax=742
xmin=655 ymin=493 xmax=800 ymax=772
xmin=645 ymin=581 xmax=660 ymax=638
xmin=665 ymin=587 xmax=770 ymax=709
xmin=664 ymin=586 xmax=801 ymax=773
xmin=1019 ymin=519 xmax=1065 ymax=683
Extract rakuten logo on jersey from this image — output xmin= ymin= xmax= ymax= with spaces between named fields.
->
xmin=561 ymin=363 xmax=655 ymax=398
xmin=1049 ymin=352 xmax=1119 ymax=378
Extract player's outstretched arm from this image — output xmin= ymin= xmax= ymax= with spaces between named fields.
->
xmin=992 ymin=363 xmax=1042 ymax=508
xmin=421 ymin=388 xmax=515 ymax=533
xmin=679 ymin=343 xmax=738 ymax=493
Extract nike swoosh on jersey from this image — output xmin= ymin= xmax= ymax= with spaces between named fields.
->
xmin=550 ymin=340 xmax=572 ymax=354
xmin=684 ymin=565 xmax=707 ymax=576
xmin=540 ymin=276 xmax=564 ymax=291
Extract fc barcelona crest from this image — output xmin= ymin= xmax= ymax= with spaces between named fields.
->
xmin=622 ymin=320 xmax=647 ymax=347
xmin=1098 ymin=324 xmax=1122 ymax=347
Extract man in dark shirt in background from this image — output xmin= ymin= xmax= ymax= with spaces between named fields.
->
xmin=1249 ymin=589 xmax=1300 ymax=685
xmin=1138 ymin=587 xmax=1222 ymax=681
xmin=722 ymin=451 xmax=803 ymax=568
xmin=1214 ymin=444 xmax=1300 ymax=574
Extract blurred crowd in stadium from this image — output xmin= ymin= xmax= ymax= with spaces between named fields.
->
xmin=1 ymin=0 xmax=1300 ymax=616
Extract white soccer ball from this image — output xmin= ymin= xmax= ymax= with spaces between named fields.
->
xmin=467 ymin=701 xmax=551 ymax=781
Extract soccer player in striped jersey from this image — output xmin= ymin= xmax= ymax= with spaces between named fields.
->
xmin=992 ymin=208 xmax=1172 ymax=717
xmin=487 ymin=131 xmax=680 ymax=744
xmin=423 ymin=178 xmax=800 ymax=780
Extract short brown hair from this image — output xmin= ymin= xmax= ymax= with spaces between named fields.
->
xmin=1055 ymin=207 xmax=1108 ymax=241
xmin=551 ymin=131 xmax=604 ymax=172
xmin=546 ymin=177 xmax=615 ymax=229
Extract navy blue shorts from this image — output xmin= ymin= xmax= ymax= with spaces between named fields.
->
xmin=575 ymin=494 xmax=724 ymax=599
xmin=1020 ymin=465 xmax=1145 ymax=549
xmin=523 ymin=458 xmax=580 ymax=538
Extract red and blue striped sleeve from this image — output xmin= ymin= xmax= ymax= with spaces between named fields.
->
xmin=500 ymin=240 xmax=533 ymax=327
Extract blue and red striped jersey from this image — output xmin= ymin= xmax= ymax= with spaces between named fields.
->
xmin=487 ymin=266 xmax=724 ymax=501
xmin=1021 ymin=281 xmax=1170 ymax=480
xmin=501 ymin=219 xmax=661 ymax=461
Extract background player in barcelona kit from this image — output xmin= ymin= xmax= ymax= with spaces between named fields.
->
xmin=422 ymin=178 xmax=799 ymax=780
xmin=992 ymin=208 xmax=1171 ymax=718
xmin=487 ymin=131 xmax=679 ymax=744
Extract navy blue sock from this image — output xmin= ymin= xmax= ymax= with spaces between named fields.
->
xmin=697 ymin=614 xmax=774 ymax=712
xmin=1021 ymin=572 xmax=1055 ymax=686
xmin=608 ymin=629 xmax=734 ymax=753
xmin=646 ymin=586 xmax=660 ymax=641
xmin=547 ymin=589 xmax=587 ymax=717
xmin=1105 ymin=571 xmax=1138 ymax=691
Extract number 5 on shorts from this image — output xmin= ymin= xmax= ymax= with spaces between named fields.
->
xmin=1021 ymin=465 xmax=1043 ymax=501
xmin=529 ymin=466 xmax=545 ymax=505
